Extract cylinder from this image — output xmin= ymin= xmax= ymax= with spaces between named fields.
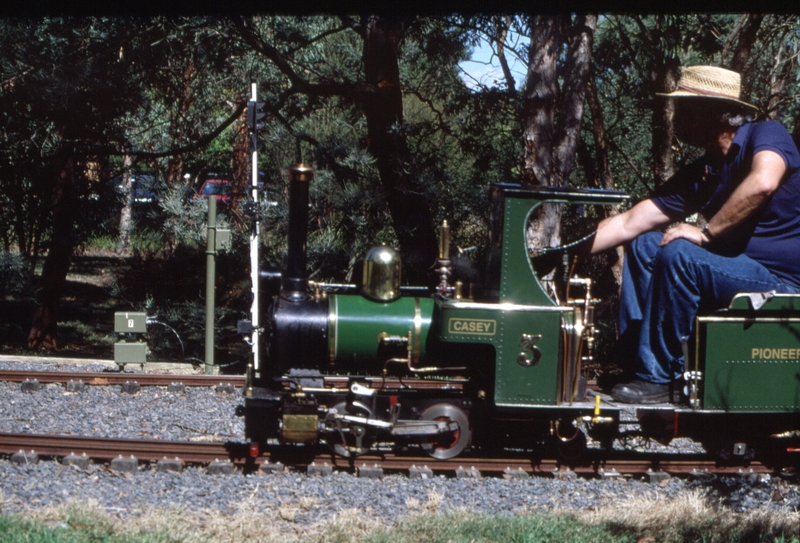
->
xmin=282 ymin=164 xmax=314 ymax=300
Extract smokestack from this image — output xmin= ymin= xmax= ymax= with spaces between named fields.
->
xmin=282 ymin=163 xmax=314 ymax=301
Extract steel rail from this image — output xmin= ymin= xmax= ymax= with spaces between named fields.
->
xmin=0 ymin=432 xmax=245 ymax=463
xmin=306 ymin=452 xmax=774 ymax=476
xmin=0 ymin=370 xmax=245 ymax=387
xmin=0 ymin=370 xmax=463 ymax=391
xmin=0 ymin=432 xmax=776 ymax=476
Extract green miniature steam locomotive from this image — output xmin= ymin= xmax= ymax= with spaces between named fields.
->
xmin=238 ymin=164 xmax=800 ymax=466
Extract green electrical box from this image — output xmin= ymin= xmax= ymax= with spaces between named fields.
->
xmin=114 ymin=312 xmax=147 ymax=333
xmin=114 ymin=342 xmax=147 ymax=364
xmin=114 ymin=312 xmax=147 ymax=366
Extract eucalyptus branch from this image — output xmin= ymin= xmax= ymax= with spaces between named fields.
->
xmin=112 ymin=100 xmax=247 ymax=158
xmin=338 ymin=15 xmax=367 ymax=40
xmin=609 ymin=16 xmax=645 ymax=76
xmin=494 ymin=15 xmax=516 ymax=92
xmin=285 ymin=22 xmax=351 ymax=55
xmin=236 ymin=17 xmax=356 ymax=100
xmin=721 ymin=14 xmax=748 ymax=65
xmin=234 ymin=17 xmax=307 ymax=88
xmin=264 ymin=101 xmax=321 ymax=149
xmin=632 ymin=15 xmax=656 ymax=46
xmin=405 ymin=89 xmax=452 ymax=136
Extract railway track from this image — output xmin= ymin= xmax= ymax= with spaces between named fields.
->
xmin=2 ymin=369 xmax=794 ymax=478
xmin=0 ymin=369 xmax=245 ymax=387
xmin=0 ymin=431 xmax=779 ymax=478
xmin=0 ymin=370 xmax=463 ymax=391
xmin=3 ymin=371 xmax=778 ymax=477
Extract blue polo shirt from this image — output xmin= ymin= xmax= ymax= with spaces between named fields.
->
xmin=652 ymin=120 xmax=800 ymax=288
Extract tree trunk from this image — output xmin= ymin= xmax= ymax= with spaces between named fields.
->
xmin=761 ymin=16 xmax=797 ymax=122
xmin=116 ymin=154 xmax=133 ymax=255
xmin=584 ymin=77 xmax=614 ymax=193
xmin=12 ymin=187 xmax=27 ymax=257
xmin=494 ymin=15 xmax=516 ymax=92
xmin=584 ymin=73 xmax=624 ymax=290
xmin=554 ymin=14 xmax=596 ymax=188
xmin=166 ymin=154 xmax=184 ymax=188
xmin=520 ymin=14 xmax=596 ymax=294
xmin=635 ymin=15 xmax=681 ymax=188
xmin=361 ymin=15 xmax=438 ymax=285
xmin=520 ymin=15 xmax=562 ymax=273
xmin=724 ymin=14 xmax=763 ymax=74
xmin=165 ymin=61 xmax=196 ymax=186
xmin=230 ymin=112 xmax=250 ymax=222
xmin=27 ymin=152 xmax=78 ymax=350
xmin=650 ymin=59 xmax=679 ymax=187
xmin=522 ymin=15 xmax=595 ymax=254
xmin=520 ymin=15 xmax=560 ymax=187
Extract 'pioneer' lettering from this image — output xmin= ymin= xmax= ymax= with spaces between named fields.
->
xmin=448 ymin=318 xmax=496 ymax=335
xmin=751 ymin=347 xmax=800 ymax=360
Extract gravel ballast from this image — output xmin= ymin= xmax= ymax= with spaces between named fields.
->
xmin=0 ymin=379 xmax=242 ymax=441
xmin=1 ymin=358 xmax=799 ymax=529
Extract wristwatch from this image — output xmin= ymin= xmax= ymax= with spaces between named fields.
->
xmin=702 ymin=223 xmax=715 ymax=241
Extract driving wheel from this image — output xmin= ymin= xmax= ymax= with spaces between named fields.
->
xmin=419 ymin=403 xmax=471 ymax=460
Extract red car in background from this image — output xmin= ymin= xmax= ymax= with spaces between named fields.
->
xmin=196 ymin=179 xmax=232 ymax=210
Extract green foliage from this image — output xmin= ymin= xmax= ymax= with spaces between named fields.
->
xmin=157 ymin=186 xmax=211 ymax=252
xmin=5 ymin=14 xmax=800 ymax=349
xmin=591 ymin=14 xmax=800 ymax=200
xmin=0 ymin=513 xmax=184 ymax=542
xmin=0 ymin=252 xmax=32 ymax=296
xmin=5 ymin=15 xmax=800 ymax=265
xmin=1 ymin=506 xmax=799 ymax=543
xmin=360 ymin=512 xmax=624 ymax=543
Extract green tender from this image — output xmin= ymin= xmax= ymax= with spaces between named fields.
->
xmin=700 ymin=311 xmax=800 ymax=412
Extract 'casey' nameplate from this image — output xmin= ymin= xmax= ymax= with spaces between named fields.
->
xmin=448 ymin=318 xmax=496 ymax=335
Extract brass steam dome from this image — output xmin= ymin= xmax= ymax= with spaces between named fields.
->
xmin=361 ymin=245 xmax=402 ymax=302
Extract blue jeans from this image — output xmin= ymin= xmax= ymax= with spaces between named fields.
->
xmin=618 ymin=232 xmax=799 ymax=384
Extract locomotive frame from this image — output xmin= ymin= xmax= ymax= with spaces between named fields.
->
xmin=237 ymin=164 xmax=800 ymax=467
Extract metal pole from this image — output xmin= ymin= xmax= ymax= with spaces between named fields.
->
xmin=250 ymin=83 xmax=261 ymax=372
xmin=205 ymin=195 xmax=217 ymax=374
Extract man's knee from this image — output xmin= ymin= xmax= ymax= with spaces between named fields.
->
xmin=629 ymin=231 xmax=663 ymax=261
xmin=653 ymin=239 xmax=696 ymax=271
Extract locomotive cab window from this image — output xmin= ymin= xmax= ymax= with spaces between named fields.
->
xmin=526 ymin=201 xmax=610 ymax=306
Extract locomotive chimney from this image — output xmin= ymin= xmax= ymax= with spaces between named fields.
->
xmin=282 ymin=163 xmax=314 ymax=301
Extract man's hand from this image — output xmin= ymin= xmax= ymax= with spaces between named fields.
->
xmin=659 ymin=223 xmax=710 ymax=247
xmin=659 ymin=149 xmax=786 ymax=250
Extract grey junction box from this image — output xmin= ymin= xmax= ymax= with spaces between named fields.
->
xmin=114 ymin=311 xmax=148 ymax=365
xmin=114 ymin=343 xmax=147 ymax=364
xmin=215 ymin=228 xmax=231 ymax=251
xmin=114 ymin=312 xmax=147 ymax=333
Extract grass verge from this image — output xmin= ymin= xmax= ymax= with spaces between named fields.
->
xmin=0 ymin=491 xmax=799 ymax=543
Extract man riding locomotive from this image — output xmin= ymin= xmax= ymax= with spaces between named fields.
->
xmin=589 ymin=65 xmax=800 ymax=404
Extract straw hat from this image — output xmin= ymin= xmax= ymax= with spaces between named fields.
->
xmin=657 ymin=65 xmax=757 ymax=111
